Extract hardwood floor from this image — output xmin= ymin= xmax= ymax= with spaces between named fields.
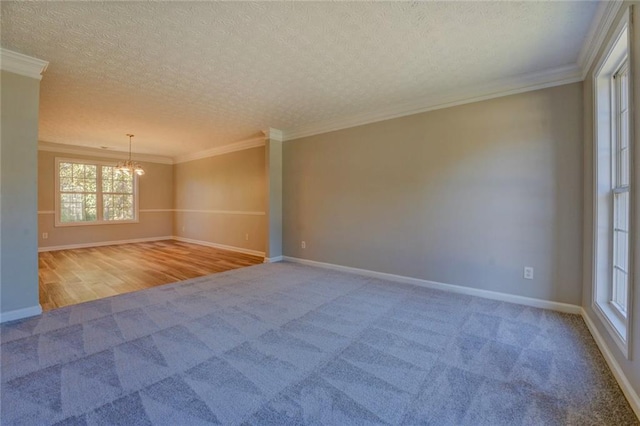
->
xmin=38 ymin=240 xmax=264 ymax=311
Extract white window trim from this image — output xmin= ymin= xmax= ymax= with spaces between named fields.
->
xmin=54 ymin=157 xmax=140 ymax=227
xmin=592 ymin=9 xmax=633 ymax=359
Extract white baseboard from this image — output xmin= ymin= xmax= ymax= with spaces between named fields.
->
xmin=0 ymin=304 xmax=42 ymax=323
xmin=264 ymin=256 xmax=283 ymax=263
xmin=38 ymin=236 xmax=174 ymax=252
xmin=282 ymin=256 xmax=581 ymax=314
xmin=37 ymin=235 xmax=265 ymax=258
xmin=172 ymin=236 xmax=265 ymax=258
xmin=582 ymin=309 xmax=640 ymax=419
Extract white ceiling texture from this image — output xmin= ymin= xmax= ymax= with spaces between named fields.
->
xmin=1 ymin=1 xmax=607 ymax=160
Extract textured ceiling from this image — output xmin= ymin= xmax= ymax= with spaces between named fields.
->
xmin=1 ymin=1 xmax=599 ymax=158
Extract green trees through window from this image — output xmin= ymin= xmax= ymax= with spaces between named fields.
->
xmin=57 ymin=160 xmax=136 ymax=224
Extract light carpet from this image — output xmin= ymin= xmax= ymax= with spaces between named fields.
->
xmin=1 ymin=262 xmax=637 ymax=425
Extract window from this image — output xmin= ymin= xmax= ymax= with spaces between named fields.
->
xmin=612 ymin=60 xmax=630 ymax=319
xmin=592 ymin=12 xmax=632 ymax=357
xmin=55 ymin=158 xmax=138 ymax=226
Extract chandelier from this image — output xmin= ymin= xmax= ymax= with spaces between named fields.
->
xmin=116 ymin=134 xmax=145 ymax=176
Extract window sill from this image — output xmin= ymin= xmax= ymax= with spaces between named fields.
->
xmin=593 ymin=300 xmax=630 ymax=359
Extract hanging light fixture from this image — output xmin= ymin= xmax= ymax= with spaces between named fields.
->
xmin=116 ymin=134 xmax=145 ymax=176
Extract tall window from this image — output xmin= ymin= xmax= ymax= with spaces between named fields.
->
xmin=612 ymin=60 xmax=630 ymax=318
xmin=592 ymin=13 xmax=632 ymax=357
xmin=101 ymin=165 xmax=136 ymax=221
xmin=56 ymin=158 xmax=138 ymax=226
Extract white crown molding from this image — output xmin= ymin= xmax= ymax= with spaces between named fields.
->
xmin=0 ymin=48 xmax=48 ymax=80
xmin=174 ymin=136 xmax=266 ymax=164
xmin=38 ymin=141 xmax=174 ymax=164
xmin=577 ymin=0 xmax=625 ymax=79
xmin=263 ymin=128 xmax=283 ymax=142
xmin=282 ymin=64 xmax=582 ymax=141
xmin=279 ymin=3 xmax=626 ymax=142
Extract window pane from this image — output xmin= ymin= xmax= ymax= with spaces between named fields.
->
xmin=85 ymin=194 xmax=97 ymax=221
xmin=102 ymin=166 xmax=133 ymax=194
xmin=621 ymin=111 xmax=628 ymax=149
xmin=620 ymin=71 xmax=628 ymax=107
xmin=102 ymin=166 xmax=113 ymax=192
xmin=60 ymin=177 xmax=73 ymax=191
xmin=612 ymin=190 xmax=629 ymax=316
xmin=614 ymin=191 xmax=629 ymax=231
xmin=615 ymin=62 xmax=630 ymax=188
xmin=59 ymin=162 xmax=73 ymax=179
xmin=59 ymin=163 xmax=97 ymax=192
xmin=86 ymin=178 xmax=97 ymax=192
xmin=122 ymin=195 xmax=134 ymax=219
xmin=614 ymin=230 xmax=628 ymax=271
xmin=73 ymin=177 xmax=94 ymax=192
xmin=115 ymin=168 xmax=131 ymax=182
xmin=103 ymin=194 xmax=134 ymax=221
xmin=123 ymin=194 xmax=133 ymax=210
xmin=115 ymin=175 xmax=132 ymax=193
xmin=613 ymin=268 xmax=628 ymax=315
xmin=85 ymin=165 xmax=96 ymax=180
xmin=72 ymin=163 xmax=83 ymax=178
xmin=115 ymin=179 xmax=125 ymax=193
xmin=620 ymin=113 xmax=629 ymax=186
xmin=103 ymin=194 xmax=113 ymax=220
xmin=60 ymin=193 xmax=96 ymax=222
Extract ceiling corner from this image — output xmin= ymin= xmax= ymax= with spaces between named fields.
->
xmin=281 ymin=62 xmax=584 ymax=142
xmin=577 ymin=0 xmax=625 ymax=79
xmin=264 ymin=128 xmax=283 ymax=142
xmin=173 ymin=136 xmax=266 ymax=164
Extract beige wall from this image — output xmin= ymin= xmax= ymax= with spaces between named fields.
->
xmin=1 ymin=70 xmax=41 ymax=315
xmin=38 ymin=150 xmax=173 ymax=248
xmin=582 ymin=2 xmax=640 ymax=400
xmin=173 ymin=146 xmax=266 ymax=254
xmin=284 ymin=82 xmax=583 ymax=305
xmin=38 ymin=145 xmax=268 ymax=255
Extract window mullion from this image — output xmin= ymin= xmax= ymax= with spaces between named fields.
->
xmin=97 ymin=165 xmax=103 ymax=221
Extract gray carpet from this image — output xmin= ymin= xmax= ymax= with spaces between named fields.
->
xmin=0 ymin=262 xmax=637 ymax=425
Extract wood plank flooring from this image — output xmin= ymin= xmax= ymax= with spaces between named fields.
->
xmin=38 ymin=240 xmax=264 ymax=311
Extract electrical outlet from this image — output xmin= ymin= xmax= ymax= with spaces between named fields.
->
xmin=42 ymin=232 xmax=48 ymax=240
xmin=524 ymin=266 xmax=534 ymax=280
xmin=301 ymin=241 xmax=306 ymax=249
